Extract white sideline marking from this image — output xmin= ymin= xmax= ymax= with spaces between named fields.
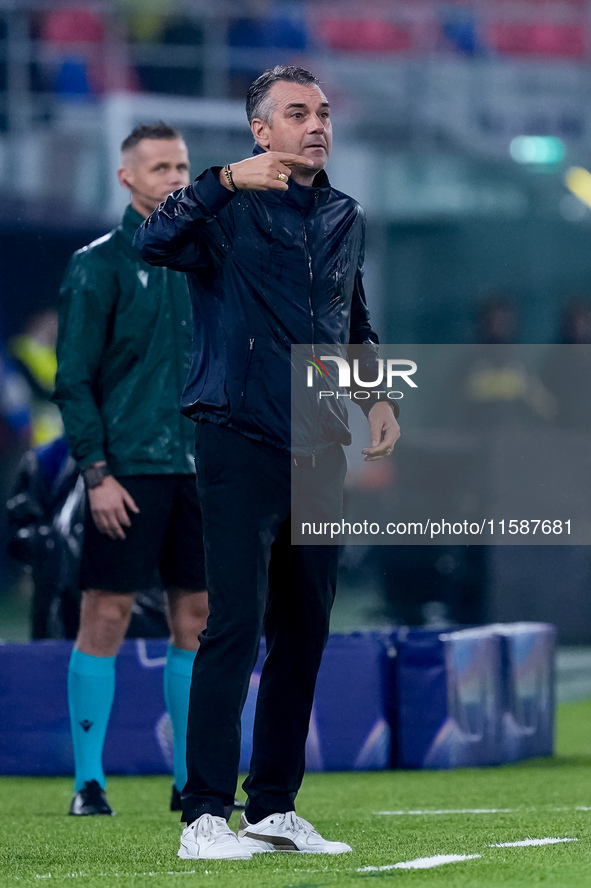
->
xmin=491 ymin=837 xmax=578 ymax=848
xmin=375 ymin=808 xmax=512 ymax=816
xmin=358 ymin=854 xmax=481 ymax=872
xmin=375 ymin=806 xmax=591 ymax=817
xmin=356 ymin=835 xmax=579 ymax=874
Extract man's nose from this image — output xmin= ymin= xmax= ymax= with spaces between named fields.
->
xmin=308 ymin=115 xmax=326 ymax=132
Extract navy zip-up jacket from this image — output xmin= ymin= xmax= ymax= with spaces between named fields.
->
xmin=134 ymin=149 xmax=382 ymax=456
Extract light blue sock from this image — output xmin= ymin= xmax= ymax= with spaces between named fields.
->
xmin=163 ymin=644 xmax=196 ymax=792
xmin=68 ymin=649 xmax=116 ymax=792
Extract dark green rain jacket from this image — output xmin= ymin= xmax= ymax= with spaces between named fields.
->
xmin=54 ymin=205 xmax=195 ymax=476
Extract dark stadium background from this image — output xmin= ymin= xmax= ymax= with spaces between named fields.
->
xmin=1 ymin=0 xmax=591 ymax=653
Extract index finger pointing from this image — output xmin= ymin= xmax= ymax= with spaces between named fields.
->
xmin=279 ymin=154 xmax=315 ymax=167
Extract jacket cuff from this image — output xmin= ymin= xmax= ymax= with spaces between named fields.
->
xmin=189 ymin=167 xmax=237 ymax=217
xmin=358 ymin=395 xmax=400 ymax=419
xmin=77 ymin=451 xmax=107 ymax=472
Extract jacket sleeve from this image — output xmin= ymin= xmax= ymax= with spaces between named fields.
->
xmin=348 ymin=211 xmax=379 ymax=348
xmin=348 ymin=212 xmax=400 ymax=418
xmin=134 ymin=168 xmax=236 ymax=272
xmin=53 ymin=250 xmax=118 ymax=469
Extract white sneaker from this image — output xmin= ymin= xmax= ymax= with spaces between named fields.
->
xmin=178 ymin=813 xmax=253 ymax=860
xmin=237 ymin=811 xmax=352 ymax=854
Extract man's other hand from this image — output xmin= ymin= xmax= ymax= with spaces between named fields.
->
xmin=362 ymin=402 xmax=401 ymax=461
xmin=88 ymin=476 xmax=140 ymax=540
xmin=220 ymin=152 xmax=313 ymax=192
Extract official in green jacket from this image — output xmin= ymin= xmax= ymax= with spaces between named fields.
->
xmin=55 ymin=202 xmax=195 ymax=475
xmin=53 ymin=122 xmax=209 ymax=819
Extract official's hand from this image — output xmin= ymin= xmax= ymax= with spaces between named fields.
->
xmin=362 ymin=402 xmax=401 ymax=461
xmin=220 ymin=152 xmax=314 ymax=192
xmin=87 ymin=476 xmax=140 ymax=540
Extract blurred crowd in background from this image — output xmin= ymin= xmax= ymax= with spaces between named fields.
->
xmin=3 ymin=0 xmax=591 ymax=644
xmin=5 ymin=0 xmax=591 ymax=107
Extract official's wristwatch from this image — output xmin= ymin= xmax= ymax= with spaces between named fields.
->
xmin=81 ymin=463 xmax=112 ymax=490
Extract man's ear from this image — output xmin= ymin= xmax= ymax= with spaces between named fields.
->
xmin=251 ymin=119 xmax=271 ymax=150
xmin=118 ymin=167 xmax=133 ymax=191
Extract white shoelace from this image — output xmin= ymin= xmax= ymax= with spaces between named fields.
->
xmin=196 ymin=814 xmax=233 ymax=838
xmin=283 ymin=811 xmax=320 ymax=838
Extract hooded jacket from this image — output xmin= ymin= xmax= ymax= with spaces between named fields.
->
xmin=54 ymin=205 xmax=195 ymax=475
xmin=134 ymin=151 xmax=386 ymax=456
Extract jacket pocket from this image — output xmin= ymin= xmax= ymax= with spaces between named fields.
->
xmin=235 ymin=336 xmax=256 ymax=414
xmin=230 ymin=336 xmax=291 ymax=445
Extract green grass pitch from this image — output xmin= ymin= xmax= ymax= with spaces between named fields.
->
xmin=1 ymin=700 xmax=590 ymax=887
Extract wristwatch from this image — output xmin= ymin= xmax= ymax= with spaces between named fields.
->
xmin=81 ymin=463 xmax=112 ymax=490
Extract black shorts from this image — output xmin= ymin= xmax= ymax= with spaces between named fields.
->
xmin=80 ymin=474 xmax=206 ymax=593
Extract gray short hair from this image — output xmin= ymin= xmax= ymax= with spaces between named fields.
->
xmin=246 ymin=65 xmax=321 ymax=125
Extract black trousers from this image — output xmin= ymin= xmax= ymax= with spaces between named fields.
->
xmin=182 ymin=422 xmax=345 ymax=824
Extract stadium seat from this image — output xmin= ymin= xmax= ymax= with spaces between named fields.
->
xmin=317 ymin=18 xmax=413 ymax=53
xmin=487 ymin=22 xmax=585 ymax=57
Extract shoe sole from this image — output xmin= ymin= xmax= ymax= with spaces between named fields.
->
xmin=238 ymin=834 xmax=351 ymax=855
xmin=178 ymin=846 xmax=252 ymax=861
xmin=68 ymin=811 xmax=116 ymax=817
xmin=236 ymin=838 xmax=275 ymax=854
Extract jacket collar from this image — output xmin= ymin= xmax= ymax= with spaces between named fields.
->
xmin=251 ymin=143 xmax=331 ymax=212
xmin=121 ymin=203 xmax=146 ymax=242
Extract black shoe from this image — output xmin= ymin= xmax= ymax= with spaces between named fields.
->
xmin=170 ymin=784 xmax=246 ymax=818
xmin=69 ymin=779 xmax=115 ymax=816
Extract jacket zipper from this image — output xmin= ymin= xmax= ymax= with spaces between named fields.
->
xmin=240 ymin=337 xmax=255 ymax=406
xmin=302 ymin=218 xmax=317 ymax=466
xmin=167 ymin=267 xmax=189 ymax=466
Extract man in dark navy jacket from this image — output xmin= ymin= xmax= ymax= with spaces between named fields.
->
xmin=136 ymin=65 xmax=399 ymax=861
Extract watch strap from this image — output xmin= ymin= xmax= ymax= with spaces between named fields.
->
xmin=81 ymin=463 xmax=112 ymax=489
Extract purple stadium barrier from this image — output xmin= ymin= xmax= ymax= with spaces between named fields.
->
xmin=0 ymin=624 xmax=554 ymax=777
xmin=391 ymin=623 xmax=556 ymax=769
xmin=0 ymin=633 xmax=392 ymax=777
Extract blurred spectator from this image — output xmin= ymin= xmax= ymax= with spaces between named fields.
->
xmin=374 ymin=544 xmax=484 ymax=627
xmin=121 ymin=0 xmax=169 ymax=44
xmin=41 ymin=7 xmax=105 ymax=100
xmin=40 ymin=6 xmax=136 ymax=99
xmin=0 ymin=345 xmax=31 ymax=590
xmin=476 ymin=294 xmax=517 ymax=345
xmin=7 ymin=435 xmax=82 ymax=639
xmin=540 ymin=298 xmax=591 ymax=428
xmin=8 ymin=309 xmax=63 ymax=446
xmin=135 ymin=15 xmax=204 ymax=97
xmin=557 ymin=297 xmax=591 ymax=345
xmin=227 ymin=1 xmax=310 ymax=97
xmin=457 ymin=296 xmax=553 ymax=428
xmin=0 ymin=347 xmax=31 ymax=448
xmin=441 ymin=12 xmax=482 ymax=56
xmin=371 ymin=296 xmax=547 ymax=630
xmin=6 ymin=435 xmax=170 ymax=640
